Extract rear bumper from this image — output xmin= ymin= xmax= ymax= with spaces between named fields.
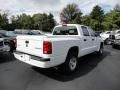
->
xmin=14 ymin=51 xmax=54 ymax=68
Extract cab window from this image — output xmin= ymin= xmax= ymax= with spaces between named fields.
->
xmin=89 ymin=28 xmax=95 ymax=37
xmin=81 ymin=26 xmax=90 ymax=36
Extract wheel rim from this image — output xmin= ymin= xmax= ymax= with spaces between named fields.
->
xmin=69 ymin=57 xmax=77 ymax=71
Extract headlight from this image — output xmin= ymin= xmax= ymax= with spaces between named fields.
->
xmin=116 ymin=35 xmax=120 ymax=40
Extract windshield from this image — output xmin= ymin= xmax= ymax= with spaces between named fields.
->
xmin=14 ymin=30 xmax=30 ymax=35
xmin=106 ymin=32 xmax=111 ymax=34
xmin=0 ymin=30 xmax=7 ymax=35
xmin=53 ymin=26 xmax=78 ymax=35
xmin=117 ymin=31 xmax=120 ymax=34
xmin=7 ymin=31 xmax=16 ymax=37
xmin=111 ymin=30 xmax=120 ymax=35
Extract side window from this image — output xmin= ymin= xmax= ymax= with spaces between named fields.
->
xmin=117 ymin=31 xmax=120 ymax=34
xmin=81 ymin=26 xmax=90 ymax=36
xmin=89 ymin=28 xmax=95 ymax=37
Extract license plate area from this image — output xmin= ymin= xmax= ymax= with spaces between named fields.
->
xmin=15 ymin=51 xmax=30 ymax=61
xmin=24 ymin=54 xmax=30 ymax=61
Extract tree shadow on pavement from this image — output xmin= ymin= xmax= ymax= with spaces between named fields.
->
xmin=0 ymin=53 xmax=15 ymax=63
xmin=32 ymin=51 xmax=110 ymax=82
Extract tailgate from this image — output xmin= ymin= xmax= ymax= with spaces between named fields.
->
xmin=16 ymin=35 xmax=46 ymax=56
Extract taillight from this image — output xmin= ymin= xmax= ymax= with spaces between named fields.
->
xmin=43 ymin=41 xmax=52 ymax=54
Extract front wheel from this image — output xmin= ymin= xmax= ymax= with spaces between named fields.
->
xmin=104 ymin=38 xmax=111 ymax=45
xmin=97 ymin=45 xmax=103 ymax=55
xmin=59 ymin=52 xmax=78 ymax=74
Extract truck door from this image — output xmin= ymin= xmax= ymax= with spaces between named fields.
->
xmin=88 ymin=28 xmax=96 ymax=51
xmin=81 ymin=26 xmax=92 ymax=55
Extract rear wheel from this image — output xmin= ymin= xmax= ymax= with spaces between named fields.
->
xmin=59 ymin=52 xmax=78 ymax=74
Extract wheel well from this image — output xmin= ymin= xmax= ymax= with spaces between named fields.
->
xmin=67 ymin=46 xmax=79 ymax=57
xmin=105 ymin=38 xmax=108 ymax=41
xmin=100 ymin=42 xmax=104 ymax=48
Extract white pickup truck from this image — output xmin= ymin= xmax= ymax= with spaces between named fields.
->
xmin=14 ymin=24 xmax=103 ymax=73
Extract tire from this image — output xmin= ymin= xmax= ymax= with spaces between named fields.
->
xmin=104 ymin=38 xmax=110 ymax=45
xmin=97 ymin=44 xmax=103 ymax=55
xmin=59 ymin=52 xmax=78 ymax=74
xmin=112 ymin=44 xmax=115 ymax=48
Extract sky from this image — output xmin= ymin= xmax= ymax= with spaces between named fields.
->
xmin=0 ymin=0 xmax=120 ymax=23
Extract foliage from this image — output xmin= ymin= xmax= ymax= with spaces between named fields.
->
xmin=0 ymin=10 xmax=9 ymax=30
xmin=32 ymin=13 xmax=55 ymax=32
xmin=0 ymin=4 xmax=120 ymax=31
xmin=102 ymin=5 xmax=120 ymax=30
xmin=90 ymin=5 xmax=104 ymax=31
xmin=10 ymin=13 xmax=56 ymax=32
xmin=60 ymin=3 xmax=82 ymax=24
xmin=15 ymin=14 xmax=33 ymax=29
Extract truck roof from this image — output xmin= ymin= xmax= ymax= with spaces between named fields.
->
xmin=55 ymin=24 xmax=86 ymax=27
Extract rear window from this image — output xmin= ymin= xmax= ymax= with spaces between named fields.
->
xmin=81 ymin=26 xmax=90 ymax=36
xmin=53 ymin=26 xmax=78 ymax=35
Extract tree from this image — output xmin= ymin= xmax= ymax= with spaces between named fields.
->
xmin=11 ymin=14 xmax=33 ymax=29
xmin=32 ymin=13 xmax=48 ymax=31
xmin=47 ymin=13 xmax=56 ymax=31
xmin=114 ymin=4 xmax=120 ymax=12
xmin=103 ymin=11 xmax=120 ymax=30
xmin=10 ymin=13 xmax=56 ymax=32
xmin=102 ymin=4 xmax=120 ymax=30
xmin=17 ymin=14 xmax=33 ymax=29
xmin=81 ymin=15 xmax=91 ymax=26
xmin=60 ymin=3 xmax=82 ymax=24
xmin=0 ymin=10 xmax=9 ymax=30
xmin=32 ymin=13 xmax=56 ymax=32
xmin=90 ymin=5 xmax=104 ymax=31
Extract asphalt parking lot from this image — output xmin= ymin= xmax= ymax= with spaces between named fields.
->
xmin=0 ymin=45 xmax=120 ymax=90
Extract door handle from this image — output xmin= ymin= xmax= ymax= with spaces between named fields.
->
xmin=92 ymin=39 xmax=95 ymax=41
xmin=84 ymin=39 xmax=87 ymax=41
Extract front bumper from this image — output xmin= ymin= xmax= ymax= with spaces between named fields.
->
xmin=14 ymin=51 xmax=53 ymax=68
xmin=114 ymin=40 xmax=120 ymax=46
